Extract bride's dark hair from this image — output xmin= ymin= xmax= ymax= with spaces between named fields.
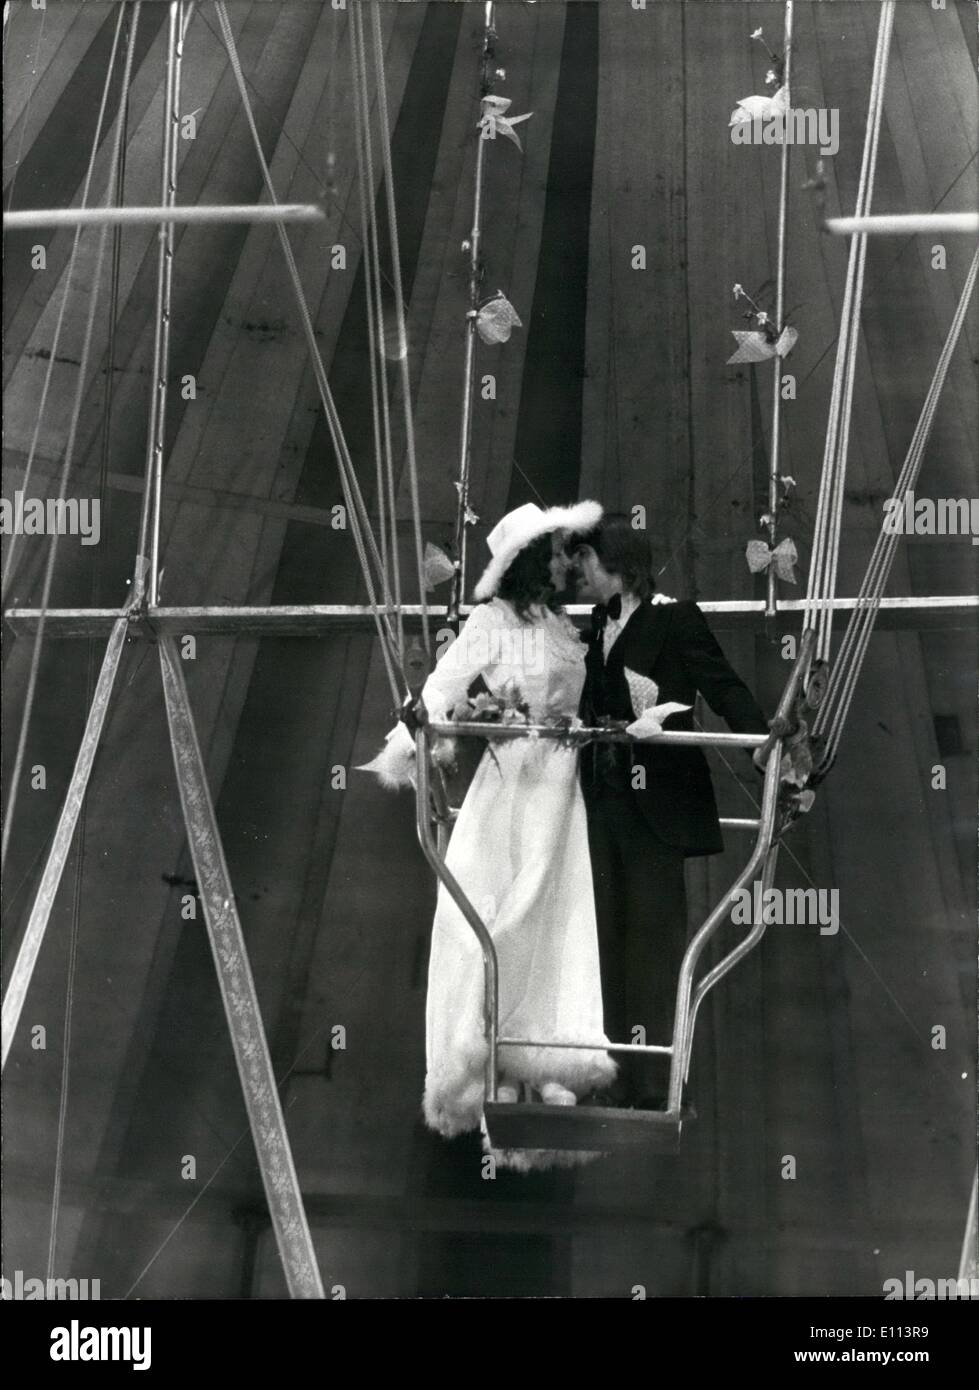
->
xmin=496 ymin=534 xmax=562 ymax=621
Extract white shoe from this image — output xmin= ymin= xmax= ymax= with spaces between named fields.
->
xmin=540 ymin=1082 xmax=577 ymax=1107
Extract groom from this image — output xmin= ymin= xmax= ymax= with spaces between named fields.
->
xmin=567 ymin=515 xmax=768 ymax=1107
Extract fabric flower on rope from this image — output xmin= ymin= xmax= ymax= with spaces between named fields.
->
xmin=746 ymin=536 xmax=798 ymax=583
xmin=478 ymin=95 xmax=533 ymax=150
xmin=622 ymin=668 xmax=691 ymax=741
xmin=728 ymin=283 xmax=798 ymax=363
xmin=749 ymin=25 xmax=786 ymax=84
xmin=727 ymin=324 xmax=798 ymax=363
xmin=729 ymin=84 xmax=788 ymax=133
xmin=475 ymin=291 xmax=522 ymax=345
xmin=423 ymin=542 xmax=456 ymax=592
xmin=452 ymin=481 xmax=479 ymax=525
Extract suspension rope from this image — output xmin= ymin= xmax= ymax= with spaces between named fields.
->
xmin=46 ymin=2 xmax=138 ymax=1285
xmin=820 ymin=5 xmax=893 ymax=659
xmin=96 ymin=12 xmax=132 ymax=599
xmin=705 ymin=720 xmax=966 ymax=1069
xmin=194 ymin=3 xmax=398 ymax=300
xmin=804 ymin=2 xmax=894 ymax=661
xmin=360 ymin=7 xmax=404 ymax=662
xmin=764 ymin=0 xmax=794 ymax=618
xmin=368 ymin=0 xmax=430 ymax=657
xmin=3 ymin=0 xmax=48 ymax=215
xmin=812 ymin=245 xmax=977 ymax=763
xmin=2 ymin=3 xmax=127 ymax=604
xmin=350 ymin=1 xmax=404 ymax=658
xmin=214 ymin=0 xmax=405 ymax=705
xmin=1 ymin=6 xmax=141 ymax=874
xmin=449 ymin=2 xmax=497 ymax=623
xmin=135 ymin=0 xmax=184 ymax=602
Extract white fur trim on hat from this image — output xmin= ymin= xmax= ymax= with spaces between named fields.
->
xmin=473 ymin=499 xmax=603 ymax=600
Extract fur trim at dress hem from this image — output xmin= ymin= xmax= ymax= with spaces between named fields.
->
xmin=481 ymin=1131 xmax=605 ymax=1175
xmin=422 ymin=1042 xmax=618 ymax=1142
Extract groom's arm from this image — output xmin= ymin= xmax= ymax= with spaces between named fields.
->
xmin=672 ymin=601 xmax=768 ymax=734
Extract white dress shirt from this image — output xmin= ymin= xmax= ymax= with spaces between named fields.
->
xmin=602 ymin=590 xmax=640 ymax=660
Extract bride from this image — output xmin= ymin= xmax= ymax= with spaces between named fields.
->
xmin=417 ymin=501 xmax=617 ymax=1159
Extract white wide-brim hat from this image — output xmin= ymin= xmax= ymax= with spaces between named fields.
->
xmin=473 ymin=499 xmax=603 ymax=601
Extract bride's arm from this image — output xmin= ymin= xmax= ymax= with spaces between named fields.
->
xmin=420 ymin=602 xmax=503 ymax=722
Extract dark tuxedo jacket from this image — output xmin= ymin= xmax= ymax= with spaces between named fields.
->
xmin=579 ymin=599 xmax=768 ymax=857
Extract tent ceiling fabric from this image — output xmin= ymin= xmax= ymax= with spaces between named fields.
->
xmin=1 ymin=1 xmax=976 ymax=1302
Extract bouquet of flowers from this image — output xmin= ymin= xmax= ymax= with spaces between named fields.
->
xmin=436 ymin=685 xmax=531 ymax=774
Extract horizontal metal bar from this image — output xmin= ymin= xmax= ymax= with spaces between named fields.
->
xmin=4 ymin=607 xmax=129 ymax=636
xmin=5 ymin=595 xmax=976 ymax=638
xmin=826 ymin=211 xmax=979 ymax=236
xmin=499 ymin=1038 xmax=672 ymax=1057
xmin=442 ymin=811 xmax=760 ymax=830
xmin=428 ymin=722 xmax=768 ymax=748
xmin=3 ymin=203 xmax=325 ymax=230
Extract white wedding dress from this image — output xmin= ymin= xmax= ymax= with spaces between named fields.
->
xmin=420 ymin=598 xmax=616 ymax=1164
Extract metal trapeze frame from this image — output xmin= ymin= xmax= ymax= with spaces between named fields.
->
xmin=412 ymin=634 xmax=812 ymax=1127
xmin=2 ymin=0 xmax=325 ymax=1299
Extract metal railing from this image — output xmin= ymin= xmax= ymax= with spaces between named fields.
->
xmin=413 ymin=636 xmax=812 ymax=1124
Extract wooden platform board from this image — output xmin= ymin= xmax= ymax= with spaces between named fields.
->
xmin=483 ymin=1101 xmax=694 ymax=1156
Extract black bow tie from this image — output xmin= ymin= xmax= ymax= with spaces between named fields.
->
xmin=596 ymin=594 xmax=622 ymax=623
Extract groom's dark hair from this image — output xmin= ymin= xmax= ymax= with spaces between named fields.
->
xmin=568 ymin=513 xmax=657 ymax=600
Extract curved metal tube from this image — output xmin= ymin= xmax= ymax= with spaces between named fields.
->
xmin=682 ymin=841 xmax=781 ymax=1085
xmin=667 ymin=744 xmax=783 ymax=1112
xmin=415 ymin=727 xmax=499 ymax=1098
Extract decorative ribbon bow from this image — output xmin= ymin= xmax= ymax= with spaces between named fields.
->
xmin=478 ymin=95 xmax=533 ymax=151
xmin=746 ymin=536 xmax=798 ymax=583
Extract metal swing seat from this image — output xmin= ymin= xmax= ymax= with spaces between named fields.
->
xmin=413 ymin=636 xmax=816 ymax=1156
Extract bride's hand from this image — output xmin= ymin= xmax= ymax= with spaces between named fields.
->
xmin=401 ymin=695 xmax=426 ymax=732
